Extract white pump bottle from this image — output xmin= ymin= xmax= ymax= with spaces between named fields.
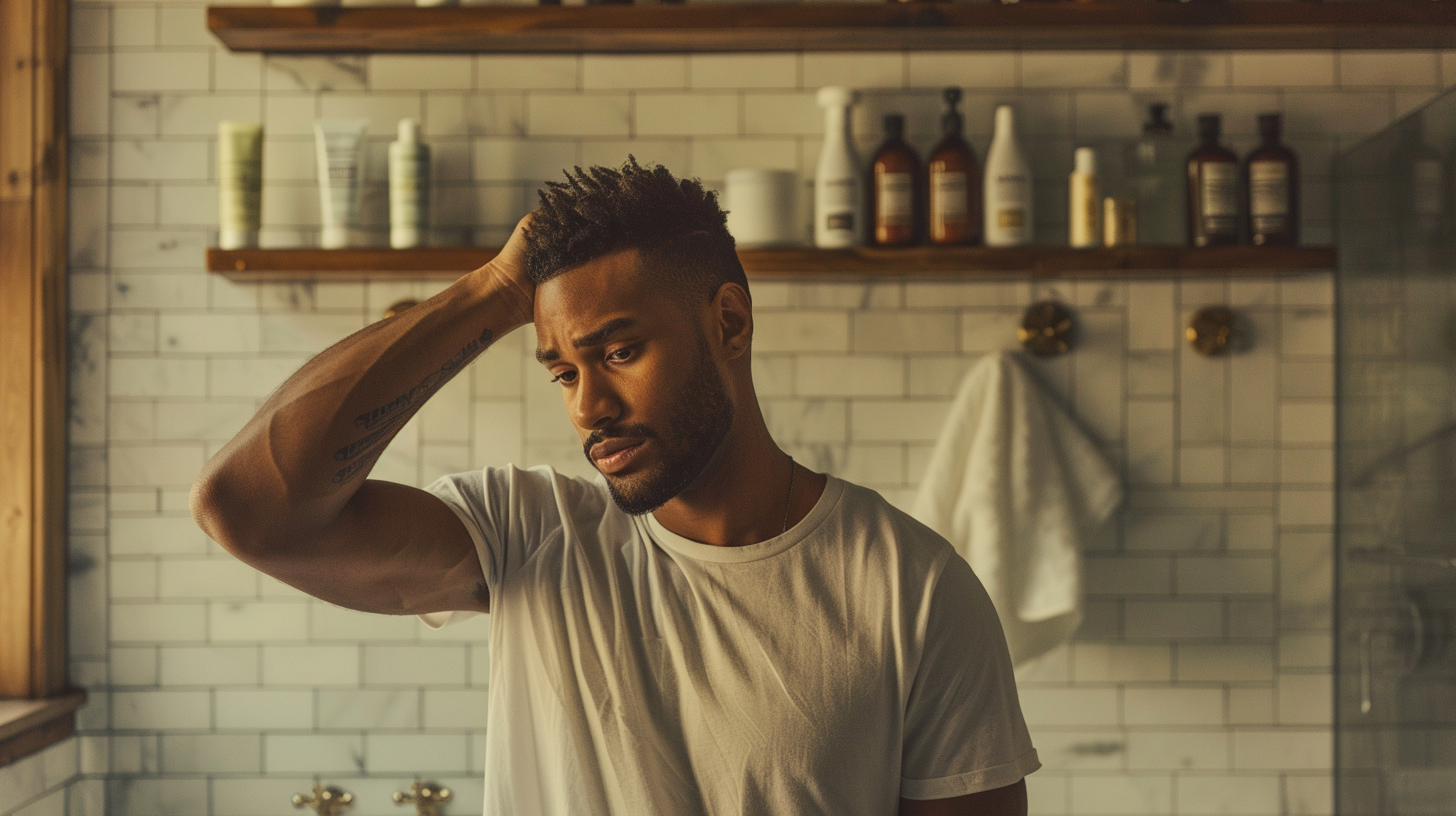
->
xmin=814 ymin=86 xmax=863 ymax=249
xmin=983 ymin=104 xmax=1033 ymax=247
xmin=389 ymin=118 xmax=430 ymax=250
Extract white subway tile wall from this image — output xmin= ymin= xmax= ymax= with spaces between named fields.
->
xmin=17 ymin=14 xmax=1433 ymax=816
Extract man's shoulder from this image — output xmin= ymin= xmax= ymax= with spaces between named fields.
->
xmin=427 ymin=463 xmax=615 ymax=526
xmin=828 ymin=476 xmax=955 ymax=567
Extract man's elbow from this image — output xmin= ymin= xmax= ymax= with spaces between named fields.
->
xmin=190 ymin=464 xmax=280 ymax=558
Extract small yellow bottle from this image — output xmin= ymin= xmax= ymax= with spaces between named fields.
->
xmin=1069 ymin=147 xmax=1101 ymax=248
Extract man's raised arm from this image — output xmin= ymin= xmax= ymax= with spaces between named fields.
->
xmin=189 ymin=217 xmax=537 ymax=616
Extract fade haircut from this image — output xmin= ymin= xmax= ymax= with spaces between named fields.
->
xmin=523 ymin=158 xmax=748 ymax=306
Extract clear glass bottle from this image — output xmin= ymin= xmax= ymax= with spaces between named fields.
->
xmin=870 ymin=114 xmax=922 ymax=247
xmin=1243 ymin=113 xmax=1299 ymax=247
xmin=927 ymin=87 xmax=982 ymax=246
xmin=1126 ymin=103 xmax=1182 ymax=245
xmin=1186 ymin=113 xmax=1240 ymax=247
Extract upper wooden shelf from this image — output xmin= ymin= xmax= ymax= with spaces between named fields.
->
xmin=206 ymin=2 xmax=1456 ymax=53
xmin=207 ymin=245 xmax=1335 ymax=281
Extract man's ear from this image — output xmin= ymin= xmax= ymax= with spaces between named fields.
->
xmin=712 ymin=282 xmax=753 ymax=360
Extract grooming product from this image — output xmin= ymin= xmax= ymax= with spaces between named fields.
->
xmin=1127 ymin=102 xmax=1181 ymax=245
xmin=1186 ymin=113 xmax=1240 ymax=247
xmin=927 ymin=87 xmax=981 ymax=246
xmin=1103 ymin=197 xmax=1137 ymax=247
xmin=1244 ymin=113 xmax=1298 ymax=247
xmin=314 ymin=119 xmax=368 ymax=250
xmin=814 ymin=86 xmax=863 ymax=249
xmin=1403 ymin=115 xmax=1446 ymax=238
xmin=870 ymin=114 xmax=921 ymax=247
xmin=217 ymin=121 xmax=263 ymax=250
xmin=389 ymin=119 xmax=430 ymax=249
xmin=724 ymin=168 xmax=799 ymax=249
xmin=984 ymin=104 xmax=1033 ymax=247
xmin=1069 ymin=147 xmax=1100 ymax=248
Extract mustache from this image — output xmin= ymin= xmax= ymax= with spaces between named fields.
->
xmin=582 ymin=425 xmax=658 ymax=458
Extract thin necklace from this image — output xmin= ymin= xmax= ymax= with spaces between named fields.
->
xmin=781 ymin=455 xmax=796 ymax=535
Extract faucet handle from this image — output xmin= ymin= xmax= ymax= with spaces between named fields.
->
xmin=393 ymin=780 xmax=453 ymax=816
xmin=292 ymin=782 xmax=355 ymax=816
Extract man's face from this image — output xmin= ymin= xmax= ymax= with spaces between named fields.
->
xmin=533 ymin=249 xmax=735 ymax=515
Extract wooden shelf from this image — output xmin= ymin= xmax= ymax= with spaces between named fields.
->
xmin=207 ymin=245 xmax=1335 ymax=281
xmin=206 ymin=2 xmax=1456 ymax=54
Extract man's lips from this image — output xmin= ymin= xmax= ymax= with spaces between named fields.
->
xmin=590 ymin=438 xmax=646 ymax=474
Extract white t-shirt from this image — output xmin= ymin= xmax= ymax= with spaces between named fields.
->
xmin=422 ymin=465 xmax=1039 ymax=816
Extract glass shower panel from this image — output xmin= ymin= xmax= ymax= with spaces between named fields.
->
xmin=1336 ymin=87 xmax=1456 ymax=815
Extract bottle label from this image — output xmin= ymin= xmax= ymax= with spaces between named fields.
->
xmin=876 ymin=172 xmax=913 ymax=228
xmin=996 ymin=209 xmax=1026 ymax=229
xmin=818 ymin=177 xmax=858 ymax=237
xmin=1248 ymin=160 xmax=1289 ymax=233
xmin=1413 ymin=159 xmax=1443 ymax=217
xmin=930 ymin=169 xmax=968 ymax=222
xmin=1199 ymin=162 xmax=1238 ymax=234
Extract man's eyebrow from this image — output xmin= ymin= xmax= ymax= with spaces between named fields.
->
xmin=534 ymin=317 xmax=638 ymax=364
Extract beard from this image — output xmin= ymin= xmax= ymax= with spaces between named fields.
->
xmin=583 ymin=340 xmax=735 ymax=516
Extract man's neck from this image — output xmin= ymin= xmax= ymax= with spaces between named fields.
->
xmin=650 ymin=411 xmax=826 ymax=548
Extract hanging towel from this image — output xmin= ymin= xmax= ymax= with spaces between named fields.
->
xmin=911 ymin=351 xmax=1123 ymax=666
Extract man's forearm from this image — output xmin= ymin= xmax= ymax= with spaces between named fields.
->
xmin=192 ymin=263 xmax=532 ymax=553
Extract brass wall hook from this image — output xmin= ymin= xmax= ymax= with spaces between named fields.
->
xmin=394 ymin=779 xmax=453 ymax=816
xmin=1187 ymin=305 xmax=1239 ymax=356
xmin=293 ymin=782 xmax=354 ymax=816
xmin=383 ymin=299 xmax=419 ymax=320
xmin=1018 ymin=301 xmax=1075 ymax=357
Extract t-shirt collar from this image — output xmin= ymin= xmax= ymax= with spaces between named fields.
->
xmin=641 ymin=475 xmax=844 ymax=564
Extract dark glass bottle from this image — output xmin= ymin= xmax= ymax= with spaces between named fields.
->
xmin=1127 ymin=102 xmax=1182 ymax=245
xmin=927 ymin=88 xmax=982 ymax=246
xmin=1399 ymin=114 xmax=1445 ymax=240
xmin=870 ymin=113 xmax=922 ymax=247
xmin=1186 ymin=113 xmax=1240 ymax=247
xmin=1243 ymin=113 xmax=1299 ymax=246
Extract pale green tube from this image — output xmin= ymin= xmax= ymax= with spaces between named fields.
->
xmin=217 ymin=122 xmax=263 ymax=250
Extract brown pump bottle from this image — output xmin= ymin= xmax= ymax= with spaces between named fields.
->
xmin=870 ymin=113 xmax=922 ymax=247
xmin=927 ymin=88 xmax=982 ymax=245
xmin=1186 ymin=114 xmax=1240 ymax=247
xmin=1244 ymin=113 xmax=1299 ymax=246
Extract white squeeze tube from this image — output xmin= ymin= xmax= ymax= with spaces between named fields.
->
xmin=389 ymin=119 xmax=430 ymax=249
xmin=314 ymin=119 xmax=369 ymax=250
xmin=814 ymin=86 xmax=863 ymax=249
xmin=217 ymin=121 xmax=263 ymax=250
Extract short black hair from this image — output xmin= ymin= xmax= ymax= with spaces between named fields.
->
xmin=524 ymin=158 xmax=748 ymax=304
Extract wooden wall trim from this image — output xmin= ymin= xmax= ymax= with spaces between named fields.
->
xmin=0 ymin=0 xmax=70 ymax=700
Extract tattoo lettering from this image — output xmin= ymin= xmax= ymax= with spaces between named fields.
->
xmin=354 ymin=328 xmax=494 ymax=430
xmin=330 ymin=327 xmax=495 ymax=486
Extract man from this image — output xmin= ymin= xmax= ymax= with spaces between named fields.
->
xmin=192 ymin=159 xmax=1039 ymax=815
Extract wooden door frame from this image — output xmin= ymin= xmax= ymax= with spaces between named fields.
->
xmin=0 ymin=0 xmax=72 ymax=725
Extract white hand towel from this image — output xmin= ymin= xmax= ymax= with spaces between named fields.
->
xmin=911 ymin=351 xmax=1122 ymax=666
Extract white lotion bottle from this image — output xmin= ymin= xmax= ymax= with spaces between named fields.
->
xmin=1069 ymin=146 xmax=1100 ymax=248
xmin=389 ymin=119 xmax=430 ymax=249
xmin=983 ymin=104 xmax=1033 ymax=247
xmin=814 ymin=86 xmax=863 ymax=249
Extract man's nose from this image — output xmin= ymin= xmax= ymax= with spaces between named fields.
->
xmin=570 ymin=370 xmax=622 ymax=431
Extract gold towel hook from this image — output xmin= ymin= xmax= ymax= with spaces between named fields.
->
xmin=1018 ymin=301 xmax=1075 ymax=357
xmin=1187 ymin=305 xmax=1239 ymax=356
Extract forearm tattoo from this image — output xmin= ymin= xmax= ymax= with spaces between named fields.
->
xmin=330 ymin=327 xmax=494 ymax=484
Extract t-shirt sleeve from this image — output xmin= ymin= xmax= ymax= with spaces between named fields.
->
xmin=415 ymin=464 xmax=562 ymax=630
xmin=900 ymin=552 xmax=1041 ymax=800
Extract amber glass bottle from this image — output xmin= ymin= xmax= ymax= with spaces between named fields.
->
xmin=1243 ymin=113 xmax=1299 ymax=246
xmin=927 ymin=88 xmax=982 ymax=245
xmin=1185 ymin=113 xmax=1240 ymax=247
xmin=871 ymin=114 xmax=921 ymax=247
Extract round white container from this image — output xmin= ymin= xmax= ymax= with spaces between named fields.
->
xmin=724 ymin=169 xmax=800 ymax=249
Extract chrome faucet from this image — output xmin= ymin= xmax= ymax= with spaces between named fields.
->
xmin=393 ymin=780 xmax=453 ymax=816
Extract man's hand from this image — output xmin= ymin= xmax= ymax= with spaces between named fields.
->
xmin=475 ymin=212 xmax=537 ymax=328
